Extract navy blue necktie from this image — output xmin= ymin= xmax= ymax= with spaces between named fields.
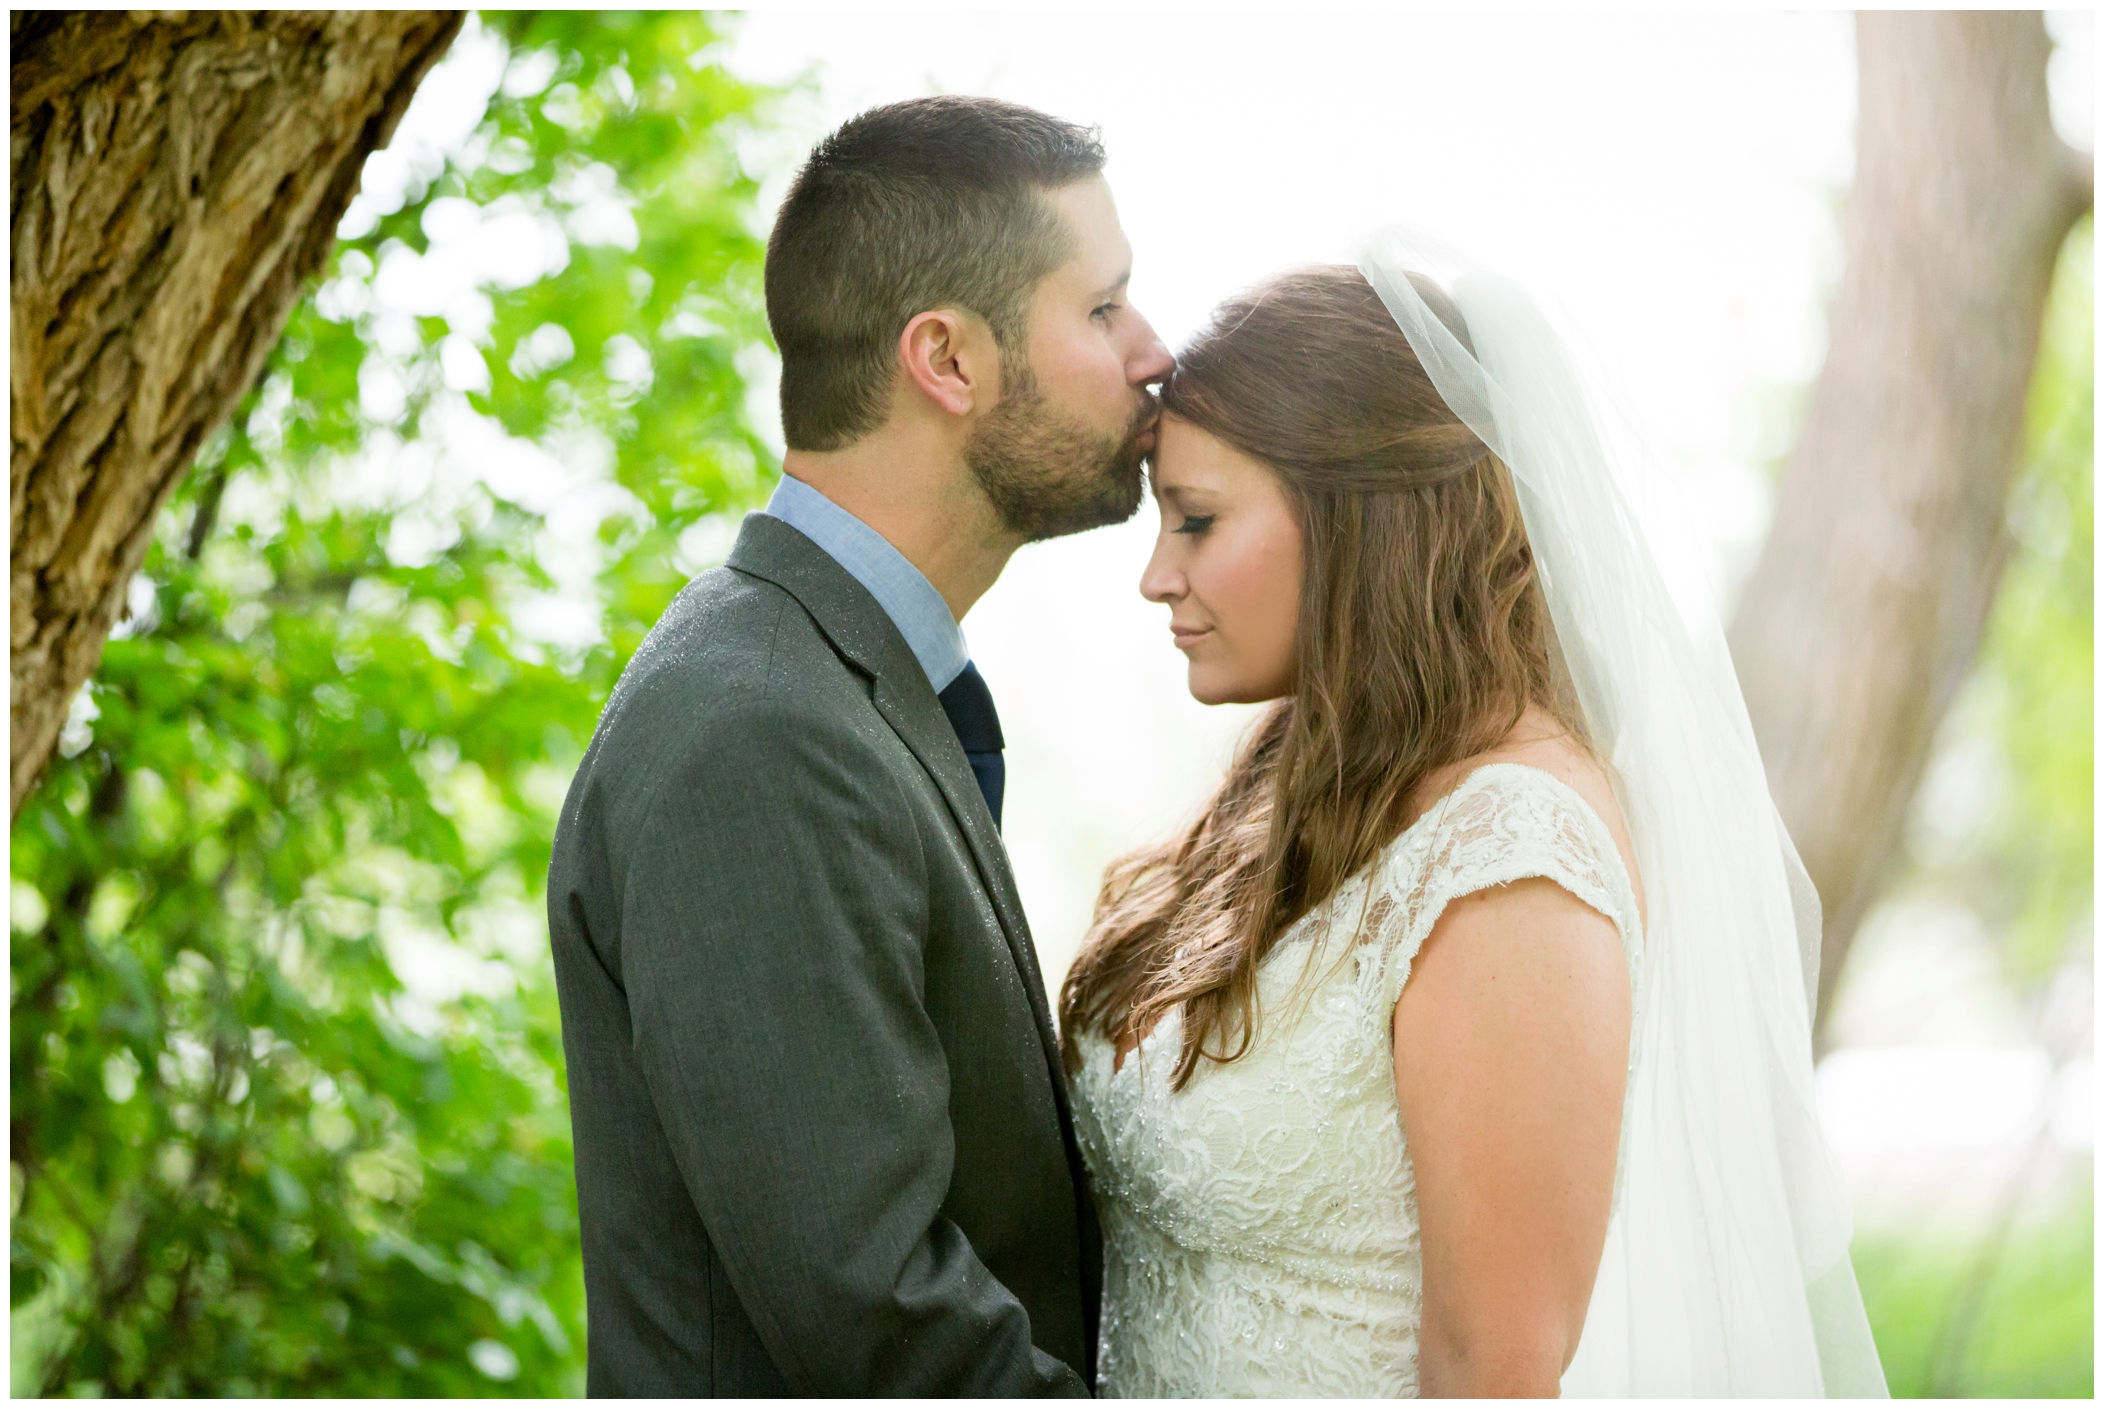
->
xmin=937 ymin=660 xmax=1005 ymax=829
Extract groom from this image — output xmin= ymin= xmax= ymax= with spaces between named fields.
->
xmin=547 ymin=97 xmax=1173 ymax=1395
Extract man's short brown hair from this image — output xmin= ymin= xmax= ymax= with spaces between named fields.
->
xmin=765 ymin=96 xmax=1107 ymax=452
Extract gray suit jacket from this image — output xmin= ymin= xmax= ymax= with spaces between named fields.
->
xmin=548 ymin=512 xmax=1098 ymax=1396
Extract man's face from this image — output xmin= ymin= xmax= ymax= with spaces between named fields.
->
xmin=965 ymin=177 xmax=1175 ymax=542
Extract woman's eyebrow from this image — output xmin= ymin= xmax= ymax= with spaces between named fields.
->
xmin=1154 ymin=483 xmax=1216 ymax=506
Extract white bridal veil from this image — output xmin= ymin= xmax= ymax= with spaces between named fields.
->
xmin=1358 ymin=229 xmax=1887 ymax=1397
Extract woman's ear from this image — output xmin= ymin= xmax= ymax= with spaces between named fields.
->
xmin=898 ymin=309 xmax=995 ymax=419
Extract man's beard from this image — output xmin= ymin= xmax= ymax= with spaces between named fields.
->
xmin=965 ymin=369 xmax=1157 ymax=543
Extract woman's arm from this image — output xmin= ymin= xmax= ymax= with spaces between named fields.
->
xmin=1392 ymin=877 xmax=1631 ymax=1398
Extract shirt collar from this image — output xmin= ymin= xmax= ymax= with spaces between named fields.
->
xmin=761 ymin=473 xmax=969 ymax=693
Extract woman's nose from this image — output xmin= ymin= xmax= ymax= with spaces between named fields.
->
xmin=1139 ymin=542 xmax=1183 ymax=605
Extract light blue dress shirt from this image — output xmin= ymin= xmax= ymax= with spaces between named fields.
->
xmin=761 ymin=473 xmax=969 ymax=694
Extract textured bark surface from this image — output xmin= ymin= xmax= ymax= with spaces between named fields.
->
xmin=1729 ymin=12 xmax=2091 ymax=1025
xmin=10 ymin=10 xmax=462 ymax=816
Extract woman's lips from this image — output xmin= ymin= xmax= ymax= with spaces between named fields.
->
xmin=1170 ymin=625 xmax=1210 ymax=652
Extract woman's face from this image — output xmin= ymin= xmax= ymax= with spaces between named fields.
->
xmin=1140 ymin=412 xmax=1304 ymax=705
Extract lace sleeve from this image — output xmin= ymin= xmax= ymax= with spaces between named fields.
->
xmin=1372 ymin=763 xmax=1642 ymax=1017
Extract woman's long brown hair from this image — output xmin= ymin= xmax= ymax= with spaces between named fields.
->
xmin=1059 ymin=265 xmax=1586 ymax=1088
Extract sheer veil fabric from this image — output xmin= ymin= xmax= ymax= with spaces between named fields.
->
xmin=1357 ymin=229 xmax=1886 ymax=1397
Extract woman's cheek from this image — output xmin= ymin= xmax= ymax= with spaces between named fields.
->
xmin=1258 ymin=529 xmax=1303 ymax=691
xmin=1222 ymin=536 xmax=1273 ymax=679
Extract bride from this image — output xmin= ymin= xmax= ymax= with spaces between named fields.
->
xmin=1059 ymin=233 xmax=1888 ymax=1397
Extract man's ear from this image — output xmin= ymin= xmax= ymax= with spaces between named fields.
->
xmin=898 ymin=309 xmax=996 ymax=419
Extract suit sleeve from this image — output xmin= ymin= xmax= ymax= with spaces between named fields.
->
xmin=620 ymin=694 xmax=1088 ymax=1397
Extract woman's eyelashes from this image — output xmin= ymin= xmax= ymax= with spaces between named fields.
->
xmin=1172 ymin=514 xmax=1216 ymax=536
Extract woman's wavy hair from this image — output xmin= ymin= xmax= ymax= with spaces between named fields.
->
xmin=1059 ymin=265 xmax=1585 ymax=1088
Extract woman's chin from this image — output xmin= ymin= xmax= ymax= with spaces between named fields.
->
xmin=1186 ymin=667 xmax=1288 ymax=708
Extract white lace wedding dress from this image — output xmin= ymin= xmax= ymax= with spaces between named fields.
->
xmin=1069 ymin=763 xmax=1644 ymax=1397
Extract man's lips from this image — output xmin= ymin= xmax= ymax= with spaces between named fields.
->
xmin=1130 ymin=398 xmax=1161 ymax=451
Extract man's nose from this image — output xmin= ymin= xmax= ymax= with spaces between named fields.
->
xmin=1127 ymin=313 xmax=1175 ymax=388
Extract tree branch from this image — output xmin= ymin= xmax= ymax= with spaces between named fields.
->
xmin=1728 ymin=11 xmax=2089 ymax=1029
xmin=10 ymin=11 xmax=465 ymax=819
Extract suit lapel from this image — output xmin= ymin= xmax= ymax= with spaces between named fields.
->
xmin=725 ymin=514 xmax=1072 ymax=1102
xmin=865 ymin=674 xmax=1055 ymax=1022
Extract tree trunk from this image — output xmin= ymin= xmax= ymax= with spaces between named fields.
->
xmin=10 ymin=10 xmax=463 ymax=817
xmin=1728 ymin=11 xmax=2091 ymax=1029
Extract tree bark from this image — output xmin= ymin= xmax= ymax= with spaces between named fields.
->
xmin=1728 ymin=11 xmax=2091 ymax=1028
xmin=10 ymin=10 xmax=463 ymax=817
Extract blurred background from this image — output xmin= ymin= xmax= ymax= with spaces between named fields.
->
xmin=10 ymin=9 xmax=2092 ymax=1396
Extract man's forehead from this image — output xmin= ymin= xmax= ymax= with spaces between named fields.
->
xmin=1049 ymin=177 xmax=1130 ymax=282
xmin=1062 ymin=239 xmax=1132 ymax=298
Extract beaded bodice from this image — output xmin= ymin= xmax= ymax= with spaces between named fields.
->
xmin=1069 ymin=764 xmax=1644 ymax=1398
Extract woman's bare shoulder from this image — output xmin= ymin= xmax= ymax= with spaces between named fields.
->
xmin=1488 ymin=723 xmax=1615 ymax=817
xmin=1409 ymin=707 xmax=1594 ymax=813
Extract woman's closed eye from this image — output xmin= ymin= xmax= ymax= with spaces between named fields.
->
xmin=1172 ymin=514 xmax=1216 ymax=536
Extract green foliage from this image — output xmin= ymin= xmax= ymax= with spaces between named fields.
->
xmin=10 ymin=12 xmax=772 ymax=1394
xmin=1854 ymin=220 xmax=2095 ymax=1398
xmin=1966 ymin=217 xmax=2094 ymax=984
xmin=1854 ymin=1178 xmax=2094 ymax=1398
xmin=1890 ymin=217 xmax=2094 ymax=987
